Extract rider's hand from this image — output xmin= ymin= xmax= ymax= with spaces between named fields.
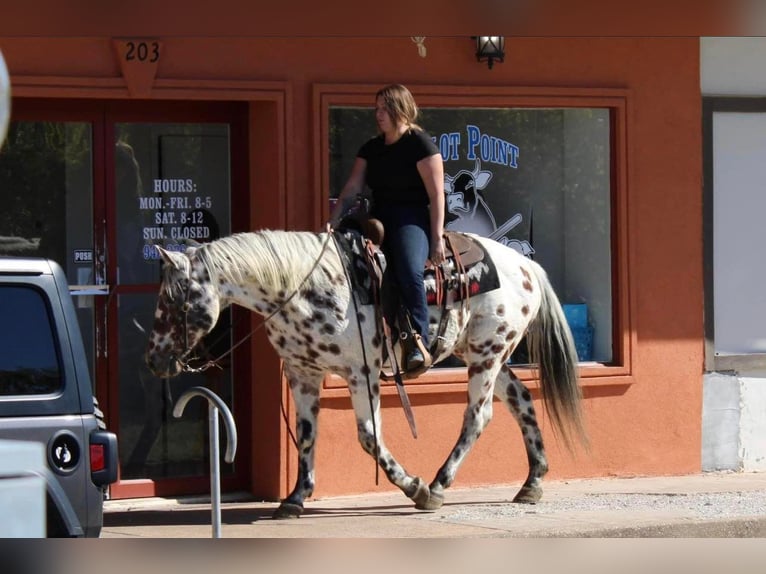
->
xmin=430 ymin=237 xmax=446 ymax=266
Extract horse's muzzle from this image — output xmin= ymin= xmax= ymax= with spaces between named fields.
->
xmin=145 ymin=352 xmax=183 ymax=378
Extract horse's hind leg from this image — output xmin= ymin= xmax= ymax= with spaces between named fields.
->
xmin=493 ymin=363 xmax=548 ymax=503
xmin=419 ymin=356 xmax=503 ymax=511
xmin=346 ymin=368 xmax=430 ymax=508
xmin=273 ymin=368 xmax=322 ymax=519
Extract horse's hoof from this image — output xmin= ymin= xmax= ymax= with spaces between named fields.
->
xmin=415 ymin=489 xmax=444 ymax=511
xmin=272 ymin=502 xmax=304 ymax=519
xmin=513 ymin=485 xmax=542 ymax=504
xmin=408 ymin=477 xmax=431 ymax=508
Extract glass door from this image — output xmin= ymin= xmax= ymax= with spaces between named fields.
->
xmin=110 ymin=121 xmax=235 ymax=488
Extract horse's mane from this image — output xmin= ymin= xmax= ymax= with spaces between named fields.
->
xmin=194 ymin=230 xmax=339 ymax=293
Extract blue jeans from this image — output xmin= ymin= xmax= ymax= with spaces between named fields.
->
xmin=372 ymin=203 xmax=431 ymax=348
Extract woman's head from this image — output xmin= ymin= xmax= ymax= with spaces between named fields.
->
xmin=375 ymin=84 xmax=421 ymax=133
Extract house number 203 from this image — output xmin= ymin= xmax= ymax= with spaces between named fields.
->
xmin=125 ymin=41 xmax=160 ymax=63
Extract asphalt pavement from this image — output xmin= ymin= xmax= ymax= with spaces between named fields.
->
xmin=101 ymin=471 xmax=766 ymax=538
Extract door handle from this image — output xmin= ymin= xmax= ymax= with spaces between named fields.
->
xmin=69 ymin=284 xmax=110 ymax=296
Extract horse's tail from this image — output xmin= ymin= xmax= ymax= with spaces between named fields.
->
xmin=525 ymin=261 xmax=589 ymax=454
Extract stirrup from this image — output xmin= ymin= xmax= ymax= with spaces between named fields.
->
xmin=402 ymin=332 xmax=432 ymax=377
xmin=380 ymin=333 xmax=432 ymax=380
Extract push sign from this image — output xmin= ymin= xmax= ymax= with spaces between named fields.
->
xmin=74 ymin=250 xmax=93 ymax=263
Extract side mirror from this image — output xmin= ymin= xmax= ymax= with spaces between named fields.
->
xmin=0 ymin=50 xmax=10 ymax=146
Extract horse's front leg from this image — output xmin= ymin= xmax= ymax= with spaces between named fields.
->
xmin=346 ymin=367 xmax=430 ymax=508
xmin=273 ymin=367 xmax=322 ymax=519
xmin=419 ymin=352 xmax=503 ymax=511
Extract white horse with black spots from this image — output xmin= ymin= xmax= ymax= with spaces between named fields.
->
xmin=144 ymin=228 xmax=588 ymax=518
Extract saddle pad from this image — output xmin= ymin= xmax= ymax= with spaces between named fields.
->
xmin=333 ymin=231 xmax=380 ymax=306
xmin=425 ymin=234 xmax=500 ymax=305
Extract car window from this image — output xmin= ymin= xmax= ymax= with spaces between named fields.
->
xmin=0 ymin=284 xmax=63 ymax=395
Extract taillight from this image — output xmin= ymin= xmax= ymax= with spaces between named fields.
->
xmin=90 ymin=444 xmax=105 ymax=472
xmin=89 ymin=430 xmax=118 ymax=486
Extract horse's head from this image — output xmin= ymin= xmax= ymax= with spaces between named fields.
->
xmin=145 ymin=245 xmax=221 ymax=377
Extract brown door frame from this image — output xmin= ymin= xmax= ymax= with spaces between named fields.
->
xmin=104 ymin=100 xmax=252 ymax=498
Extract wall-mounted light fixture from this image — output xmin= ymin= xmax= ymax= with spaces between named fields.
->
xmin=474 ymin=36 xmax=505 ymax=70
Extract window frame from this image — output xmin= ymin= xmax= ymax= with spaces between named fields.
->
xmin=314 ymin=84 xmax=634 ymax=395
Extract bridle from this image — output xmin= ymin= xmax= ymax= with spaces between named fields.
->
xmin=162 ymin=275 xmax=205 ymax=373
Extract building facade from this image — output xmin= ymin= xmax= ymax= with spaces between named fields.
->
xmin=0 ymin=34 xmax=704 ymax=501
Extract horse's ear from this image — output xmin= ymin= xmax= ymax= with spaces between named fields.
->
xmin=156 ymin=246 xmax=187 ymax=270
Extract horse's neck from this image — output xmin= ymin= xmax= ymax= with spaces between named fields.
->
xmin=203 ymin=230 xmax=340 ymax=315
xmin=216 ymin=274 xmax=282 ymax=315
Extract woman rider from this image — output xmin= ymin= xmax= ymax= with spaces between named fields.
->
xmin=331 ymin=84 xmax=446 ymax=374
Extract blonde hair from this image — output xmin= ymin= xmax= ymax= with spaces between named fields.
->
xmin=376 ymin=84 xmax=423 ymax=132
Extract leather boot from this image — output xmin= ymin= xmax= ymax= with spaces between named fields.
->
xmin=405 ymin=333 xmax=432 ymax=376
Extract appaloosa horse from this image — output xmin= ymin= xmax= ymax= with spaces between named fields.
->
xmin=144 ymin=228 xmax=587 ymax=518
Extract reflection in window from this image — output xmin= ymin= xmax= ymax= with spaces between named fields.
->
xmin=330 ymin=106 xmax=612 ymax=363
xmin=0 ymin=286 xmax=62 ymax=395
xmin=0 ymin=121 xmax=92 ymax=269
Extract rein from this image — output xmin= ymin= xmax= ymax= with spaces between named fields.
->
xmin=175 ymin=228 xmax=336 ymax=374
xmin=170 ymin=226 xmax=389 ymax=486
xmin=329 ymin=230 xmax=382 ymax=485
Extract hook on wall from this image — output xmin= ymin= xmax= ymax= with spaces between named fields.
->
xmin=411 ymin=36 xmax=427 ymax=58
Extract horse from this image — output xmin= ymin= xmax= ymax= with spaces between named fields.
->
xmin=144 ymin=228 xmax=587 ymax=518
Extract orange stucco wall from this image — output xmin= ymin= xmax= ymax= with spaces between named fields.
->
xmin=0 ymin=35 xmax=703 ymax=500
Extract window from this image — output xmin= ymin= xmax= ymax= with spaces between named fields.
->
xmin=327 ymin=98 xmax=617 ymax=366
xmin=0 ymin=285 xmax=63 ymax=395
xmin=703 ymin=97 xmax=766 ymax=371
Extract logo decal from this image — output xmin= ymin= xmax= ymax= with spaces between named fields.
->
xmin=443 ymin=158 xmax=534 ymax=257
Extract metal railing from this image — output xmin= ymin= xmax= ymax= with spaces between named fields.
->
xmin=173 ymin=387 xmax=237 ymax=538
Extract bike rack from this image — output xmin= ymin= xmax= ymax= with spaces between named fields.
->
xmin=173 ymin=386 xmax=237 ymax=538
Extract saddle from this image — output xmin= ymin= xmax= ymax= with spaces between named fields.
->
xmin=356 ymin=216 xmax=485 ymax=269
xmin=332 ymin=218 xmax=500 ymax=440
xmin=336 ymin=215 xmax=495 ymax=379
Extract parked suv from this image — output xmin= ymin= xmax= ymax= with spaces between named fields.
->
xmin=0 ymin=256 xmax=118 ymax=537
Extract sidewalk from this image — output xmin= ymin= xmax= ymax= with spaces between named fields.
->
xmin=101 ymin=471 xmax=766 ymax=538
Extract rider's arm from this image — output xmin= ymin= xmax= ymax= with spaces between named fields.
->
xmin=417 ymin=153 xmax=446 ymax=264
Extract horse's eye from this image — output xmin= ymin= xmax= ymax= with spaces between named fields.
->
xmin=182 ymin=302 xmax=191 ymax=312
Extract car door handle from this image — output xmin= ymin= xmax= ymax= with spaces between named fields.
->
xmin=68 ymin=285 xmax=110 ymax=296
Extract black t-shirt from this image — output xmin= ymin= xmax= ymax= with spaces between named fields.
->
xmin=357 ymin=129 xmax=440 ymax=206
